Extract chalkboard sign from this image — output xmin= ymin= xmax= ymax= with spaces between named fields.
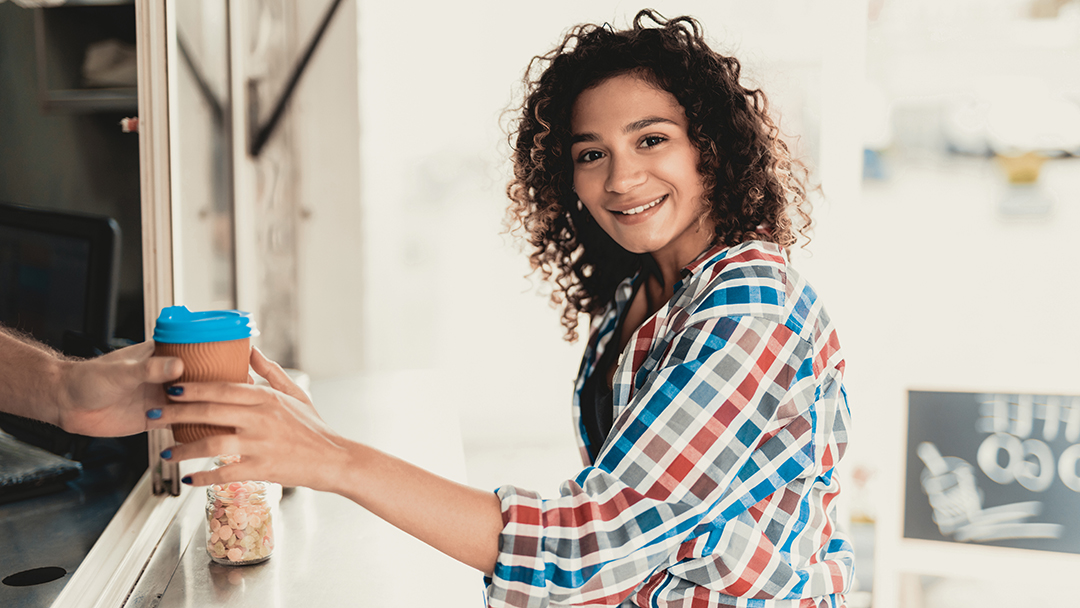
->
xmin=904 ymin=390 xmax=1080 ymax=554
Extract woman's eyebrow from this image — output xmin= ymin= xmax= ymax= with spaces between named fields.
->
xmin=624 ymin=116 xmax=676 ymax=133
xmin=571 ymin=117 xmax=677 ymax=145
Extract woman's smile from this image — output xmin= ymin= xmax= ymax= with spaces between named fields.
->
xmin=614 ymin=194 xmax=666 ymax=217
xmin=570 ymin=73 xmax=715 ymax=275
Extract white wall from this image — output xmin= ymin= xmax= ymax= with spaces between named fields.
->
xmin=293 ymin=0 xmax=365 ymax=375
xmin=173 ymin=0 xmax=234 ymax=312
xmin=843 ymin=4 xmax=1080 ymax=606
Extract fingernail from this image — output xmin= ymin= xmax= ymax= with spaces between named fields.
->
xmin=181 ymin=476 xmax=193 ymax=485
xmin=166 ymin=386 xmax=184 ymax=396
xmin=146 ymin=408 xmax=162 ymax=420
xmin=160 ymin=449 xmax=172 ymax=460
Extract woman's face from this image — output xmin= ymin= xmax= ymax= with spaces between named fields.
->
xmin=570 ymin=73 xmax=714 ymax=267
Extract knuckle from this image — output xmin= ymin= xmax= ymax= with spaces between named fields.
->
xmin=197 ymin=402 xmax=220 ymax=418
xmin=204 ymin=434 xmax=239 ymax=455
xmin=220 ymin=463 xmax=251 ymax=482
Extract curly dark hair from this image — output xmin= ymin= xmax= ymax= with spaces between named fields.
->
xmin=505 ymin=9 xmax=812 ymax=342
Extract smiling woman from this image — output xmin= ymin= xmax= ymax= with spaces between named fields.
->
xmin=506 ymin=9 xmax=813 ymax=343
xmin=570 ymin=73 xmax=711 ymax=285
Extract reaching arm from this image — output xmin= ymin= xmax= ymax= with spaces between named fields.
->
xmin=0 ymin=326 xmax=183 ymax=436
xmin=334 ymin=440 xmax=503 ymax=575
xmin=156 ymin=347 xmax=503 ymax=575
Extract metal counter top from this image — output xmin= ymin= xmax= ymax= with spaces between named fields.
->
xmin=64 ymin=370 xmax=482 ymax=608
xmin=0 ymin=448 xmax=138 ymax=608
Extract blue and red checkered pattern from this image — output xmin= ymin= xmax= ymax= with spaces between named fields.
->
xmin=486 ymin=241 xmax=853 ymax=607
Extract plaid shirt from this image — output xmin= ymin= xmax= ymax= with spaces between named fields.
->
xmin=487 ymin=240 xmax=853 ymax=607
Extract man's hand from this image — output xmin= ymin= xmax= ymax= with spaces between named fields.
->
xmin=57 ymin=341 xmax=184 ymax=437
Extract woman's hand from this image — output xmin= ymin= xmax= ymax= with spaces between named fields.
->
xmin=155 ymin=347 xmax=352 ymax=491
xmin=158 ymin=347 xmax=503 ymax=575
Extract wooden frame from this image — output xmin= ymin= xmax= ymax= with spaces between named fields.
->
xmin=229 ymin=0 xmax=258 ymax=316
xmin=134 ymin=0 xmax=180 ymax=497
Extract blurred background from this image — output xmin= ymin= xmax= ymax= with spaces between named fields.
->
xmin=2 ymin=0 xmax=1080 ymax=606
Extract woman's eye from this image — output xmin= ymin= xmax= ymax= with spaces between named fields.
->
xmin=577 ymin=150 xmax=603 ymax=163
xmin=641 ymin=135 xmax=667 ymax=148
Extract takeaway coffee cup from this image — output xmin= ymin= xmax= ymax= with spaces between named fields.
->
xmin=153 ymin=306 xmax=259 ymax=443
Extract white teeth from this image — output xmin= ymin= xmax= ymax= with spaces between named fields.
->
xmin=620 ymin=196 xmax=665 ymax=215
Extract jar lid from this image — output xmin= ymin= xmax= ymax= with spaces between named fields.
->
xmin=153 ymin=306 xmax=259 ymax=344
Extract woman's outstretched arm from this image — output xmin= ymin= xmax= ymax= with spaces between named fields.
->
xmin=333 ymin=438 xmax=503 ymax=575
xmin=155 ymin=347 xmax=502 ymax=575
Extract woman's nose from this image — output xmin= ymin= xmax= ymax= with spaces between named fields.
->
xmin=605 ymin=155 xmax=646 ymax=193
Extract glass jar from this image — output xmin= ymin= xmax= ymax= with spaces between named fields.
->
xmin=205 ymin=480 xmax=275 ymax=565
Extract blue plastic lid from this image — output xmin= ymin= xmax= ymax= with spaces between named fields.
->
xmin=153 ymin=306 xmax=259 ymax=344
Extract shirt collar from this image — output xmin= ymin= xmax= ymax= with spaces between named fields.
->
xmin=674 ymin=240 xmax=785 ymax=292
xmin=674 ymin=244 xmax=728 ymax=292
xmin=614 ymin=240 xmax=780 ymax=309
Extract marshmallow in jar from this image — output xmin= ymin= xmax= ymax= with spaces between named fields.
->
xmin=205 ymin=478 xmax=275 ymax=565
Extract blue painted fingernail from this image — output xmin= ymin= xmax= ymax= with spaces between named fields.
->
xmin=166 ymin=386 xmax=184 ymax=396
xmin=146 ymin=408 xmax=162 ymax=419
xmin=160 ymin=449 xmax=172 ymax=460
xmin=181 ymin=476 xmax=193 ymax=485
